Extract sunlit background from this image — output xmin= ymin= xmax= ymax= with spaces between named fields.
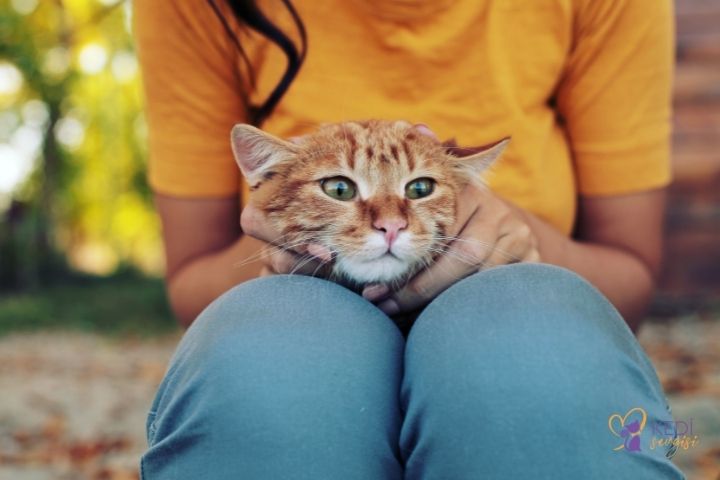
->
xmin=0 ymin=0 xmax=718 ymax=479
xmin=1 ymin=0 xmax=160 ymax=290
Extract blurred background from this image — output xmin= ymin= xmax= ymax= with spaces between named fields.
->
xmin=0 ymin=0 xmax=169 ymax=333
xmin=0 ymin=0 xmax=718 ymax=479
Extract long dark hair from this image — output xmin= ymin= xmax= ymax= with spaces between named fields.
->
xmin=207 ymin=0 xmax=307 ymax=126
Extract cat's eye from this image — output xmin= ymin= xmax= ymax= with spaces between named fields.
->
xmin=405 ymin=178 xmax=435 ymax=199
xmin=321 ymin=176 xmax=357 ymax=201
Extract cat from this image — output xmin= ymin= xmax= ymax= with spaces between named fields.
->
xmin=230 ymin=120 xmax=508 ymax=289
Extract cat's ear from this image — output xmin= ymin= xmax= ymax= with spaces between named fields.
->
xmin=231 ymin=124 xmax=299 ymax=183
xmin=450 ymin=137 xmax=510 ymax=180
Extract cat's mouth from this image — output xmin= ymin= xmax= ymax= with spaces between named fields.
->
xmin=334 ymin=251 xmax=412 ymax=284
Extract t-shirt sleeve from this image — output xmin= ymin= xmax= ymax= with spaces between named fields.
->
xmin=556 ymin=0 xmax=674 ymax=196
xmin=134 ymin=0 xmax=247 ymax=198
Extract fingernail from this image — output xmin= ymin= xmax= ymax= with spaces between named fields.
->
xmin=378 ymin=299 xmax=400 ymax=316
xmin=362 ymin=284 xmax=389 ymax=301
xmin=307 ymin=243 xmax=332 ymax=262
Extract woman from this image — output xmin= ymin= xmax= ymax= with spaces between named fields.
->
xmin=134 ymin=0 xmax=684 ymax=478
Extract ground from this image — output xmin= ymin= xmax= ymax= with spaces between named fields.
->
xmin=0 ymin=333 xmax=177 ymax=480
xmin=0 ymin=317 xmax=718 ymax=480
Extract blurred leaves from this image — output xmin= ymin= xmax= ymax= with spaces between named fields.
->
xmin=3 ymin=418 xmax=137 ymax=480
xmin=0 ymin=330 xmax=178 ymax=480
xmin=1 ymin=0 xmax=161 ymax=291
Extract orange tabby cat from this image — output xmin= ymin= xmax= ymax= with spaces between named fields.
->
xmin=231 ymin=120 xmax=508 ymax=287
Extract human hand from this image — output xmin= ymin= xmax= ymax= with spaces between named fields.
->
xmin=240 ymin=204 xmax=333 ymax=277
xmin=362 ymin=173 xmax=540 ymax=315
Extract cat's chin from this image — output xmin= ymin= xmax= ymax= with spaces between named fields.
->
xmin=335 ymin=254 xmax=413 ymax=284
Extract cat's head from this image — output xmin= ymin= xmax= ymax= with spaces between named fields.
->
xmin=231 ymin=120 xmax=508 ymax=285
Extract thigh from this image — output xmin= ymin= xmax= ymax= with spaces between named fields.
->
xmin=142 ymin=275 xmax=405 ymax=480
xmin=401 ymin=263 xmax=684 ymax=480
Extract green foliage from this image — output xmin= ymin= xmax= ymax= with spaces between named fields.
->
xmin=0 ymin=270 xmax=179 ymax=337
xmin=1 ymin=0 xmax=162 ymax=291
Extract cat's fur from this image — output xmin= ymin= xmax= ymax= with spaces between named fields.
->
xmin=231 ymin=120 xmax=508 ymax=286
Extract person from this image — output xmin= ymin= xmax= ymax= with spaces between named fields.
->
xmin=134 ymin=0 xmax=684 ymax=478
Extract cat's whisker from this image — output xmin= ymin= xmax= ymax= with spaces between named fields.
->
xmin=426 ymin=248 xmax=482 ymax=267
xmin=432 ymin=236 xmax=522 ymax=262
xmin=310 ymin=260 xmax=328 ymax=278
xmin=231 ymin=238 xmax=325 ymax=269
xmin=326 ymin=267 xmax=340 ymax=284
xmin=287 ymin=251 xmax=322 ymax=275
xmin=432 ymin=235 xmax=497 ymax=247
xmin=288 ymin=253 xmax=319 ymax=276
xmin=234 ymin=119 xmax=511 ymax=286
xmin=428 ymin=245 xmax=522 ymax=266
xmin=421 ymin=254 xmax=457 ymax=279
xmin=430 ymin=246 xmax=487 ymax=263
xmin=433 ymin=234 xmax=497 ymax=248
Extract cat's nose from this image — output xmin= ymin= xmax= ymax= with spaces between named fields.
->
xmin=373 ymin=218 xmax=408 ymax=247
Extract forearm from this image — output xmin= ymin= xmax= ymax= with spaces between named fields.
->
xmin=167 ymin=234 xmax=264 ymax=327
xmin=520 ymin=210 xmax=654 ymax=331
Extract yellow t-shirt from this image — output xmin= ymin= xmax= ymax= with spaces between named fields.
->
xmin=134 ymin=0 xmax=673 ymax=235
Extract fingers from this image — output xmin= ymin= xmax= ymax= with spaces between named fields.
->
xmin=379 ymin=218 xmax=495 ymax=315
xmin=378 ymin=262 xmax=475 ymax=315
xmin=240 ymin=203 xmax=282 ymax=244
xmin=361 ymin=284 xmax=390 ymax=301
xmin=523 ymin=248 xmax=541 ymax=263
xmin=372 ymin=187 xmax=484 ymax=315
xmin=377 ymin=195 xmax=539 ymax=315
xmin=446 ymin=185 xmax=486 ymax=238
xmin=307 ymin=243 xmax=333 ymax=262
xmin=261 ymin=243 xmax=328 ymax=276
xmin=241 ymin=203 xmax=333 ymax=276
xmin=479 ymin=221 xmax=538 ymax=268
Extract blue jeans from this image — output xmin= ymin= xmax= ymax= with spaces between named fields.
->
xmin=140 ymin=264 xmax=684 ymax=479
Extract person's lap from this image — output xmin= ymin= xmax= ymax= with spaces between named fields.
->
xmin=140 ymin=264 xmax=685 ymax=479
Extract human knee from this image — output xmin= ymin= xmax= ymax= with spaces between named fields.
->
xmin=409 ymin=263 xmax=627 ymax=349
xmin=189 ymin=275 xmax=401 ymax=351
xmin=152 ymin=275 xmax=405 ymax=446
xmin=403 ymin=264 xmax=639 ymax=414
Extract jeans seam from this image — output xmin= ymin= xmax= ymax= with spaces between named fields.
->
xmin=140 ymin=455 xmax=146 ymax=480
xmin=147 ymin=410 xmax=158 ymax=446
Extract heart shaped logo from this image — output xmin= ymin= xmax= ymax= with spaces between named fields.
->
xmin=608 ymin=407 xmax=647 ymax=452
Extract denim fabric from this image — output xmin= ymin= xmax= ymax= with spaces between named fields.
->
xmin=140 ymin=264 xmax=685 ymax=479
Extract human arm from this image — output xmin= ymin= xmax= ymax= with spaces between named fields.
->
xmin=134 ymin=0 xmax=264 ymax=326
xmin=154 ymin=195 xmax=267 ymax=327
xmin=514 ymin=189 xmax=666 ymax=331
xmin=544 ymin=0 xmax=673 ymax=329
xmin=156 ymin=193 xmax=328 ymax=326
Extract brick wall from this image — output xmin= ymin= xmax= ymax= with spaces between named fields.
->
xmin=658 ymin=0 xmax=720 ymax=304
